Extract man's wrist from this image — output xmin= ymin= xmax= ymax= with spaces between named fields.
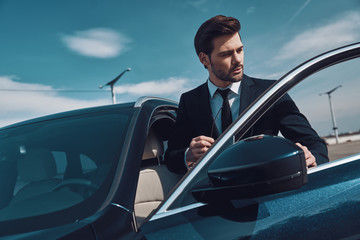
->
xmin=184 ymin=147 xmax=190 ymax=170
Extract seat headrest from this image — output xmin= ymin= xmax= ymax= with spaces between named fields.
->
xmin=18 ymin=148 xmax=57 ymax=182
xmin=142 ymin=128 xmax=164 ymax=160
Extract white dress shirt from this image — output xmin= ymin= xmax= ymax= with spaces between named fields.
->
xmin=184 ymin=79 xmax=241 ymax=168
xmin=207 ymin=79 xmax=241 ymax=135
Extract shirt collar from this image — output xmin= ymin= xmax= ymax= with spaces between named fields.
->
xmin=207 ymin=79 xmax=241 ymax=98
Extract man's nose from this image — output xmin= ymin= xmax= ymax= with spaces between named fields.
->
xmin=232 ymin=52 xmax=242 ymax=65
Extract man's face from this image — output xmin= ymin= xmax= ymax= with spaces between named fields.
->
xmin=202 ymin=33 xmax=244 ymax=87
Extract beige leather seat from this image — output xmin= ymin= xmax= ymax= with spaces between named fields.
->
xmin=134 ymin=128 xmax=181 ymax=224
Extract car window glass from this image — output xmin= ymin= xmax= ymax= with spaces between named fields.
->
xmin=167 ymin=139 xmax=233 ymax=210
xmin=288 ymin=58 xmax=360 ymax=162
xmin=53 ymin=151 xmax=67 ymax=177
xmin=0 ymin=110 xmax=132 ymax=229
xmin=80 ymin=154 xmax=98 ymax=173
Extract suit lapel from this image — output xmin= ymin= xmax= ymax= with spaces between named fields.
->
xmin=193 ymin=83 xmax=220 ymax=138
xmin=237 ymin=75 xmax=256 ymax=140
xmin=239 ymin=75 xmax=256 ymax=115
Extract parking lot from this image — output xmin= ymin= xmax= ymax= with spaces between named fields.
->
xmin=327 ymin=140 xmax=360 ymax=161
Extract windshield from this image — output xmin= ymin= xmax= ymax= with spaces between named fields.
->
xmin=0 ymin=108 xmax=133 ymax=233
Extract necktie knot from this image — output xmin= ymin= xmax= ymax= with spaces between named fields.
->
xmin=217 ymin=88 xmax=231 ymax=100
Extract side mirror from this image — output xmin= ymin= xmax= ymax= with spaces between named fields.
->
xmin=192 ymin=135 xmax=308 ymax=203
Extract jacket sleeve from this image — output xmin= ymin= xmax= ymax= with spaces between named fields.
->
xmin=165 ymin=94 xmax=193 ymax=174
xmin=275 ymin=94 xmax=329 ymax=165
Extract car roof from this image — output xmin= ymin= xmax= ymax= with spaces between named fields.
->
xmin=1 ymin=97 xmax=178 ymax=131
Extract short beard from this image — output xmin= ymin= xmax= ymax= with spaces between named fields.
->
xmin=209 ymin=59 xmax=243 ymax=83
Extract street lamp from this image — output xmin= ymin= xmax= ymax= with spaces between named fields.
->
xmin=99 ymin=68 xmax=131 ymax=104
xmin=319 ymin=85 xmax=342 ymax=144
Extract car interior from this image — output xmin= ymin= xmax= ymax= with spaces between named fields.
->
xmin=135 ymin=113 xmax=182 ymax=225
xmin=0 ymin=113 xmax=128 ymax=222
xmin=0 ymin=147 xmax=84 ymax=221
xmin=12 ymin=148 xmax=62 ymax=203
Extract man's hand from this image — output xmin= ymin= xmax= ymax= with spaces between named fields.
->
xmin=296 ymin=143 xmax=317 ymax=168
xmin=186 ymin=135 xmax=215 ymax=168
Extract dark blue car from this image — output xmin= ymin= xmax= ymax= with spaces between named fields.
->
xmin=0 ymin=43 xmax=359 ymax=239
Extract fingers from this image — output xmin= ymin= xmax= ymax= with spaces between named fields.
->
xmin=191 ymin=138 xmax=213 ymax=149
xmin=193 ymin=135 xmax=215 ymax=145
xmin=186 ymin=135 xmax=215 ymax=166
xmin=296 ymin=143 xmax=317 ymax=168
xmin=190 ymin=136 xmax=214 ymax=150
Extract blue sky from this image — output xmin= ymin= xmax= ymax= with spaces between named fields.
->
xmin=0 ymin=0 xmax=360 ymax=136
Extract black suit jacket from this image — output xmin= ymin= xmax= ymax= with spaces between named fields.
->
xmin=165 ymin=75 xmax=329 ymax=173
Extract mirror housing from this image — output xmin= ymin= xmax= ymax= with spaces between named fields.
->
xmin=192 ymin=135 xmax=308 ymax=203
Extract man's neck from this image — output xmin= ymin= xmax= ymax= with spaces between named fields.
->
xmin=208 ymin=77 xmax=231 ymax=88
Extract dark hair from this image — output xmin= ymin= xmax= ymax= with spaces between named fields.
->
xmin=194 ymin=15 xmax=241 ymax=56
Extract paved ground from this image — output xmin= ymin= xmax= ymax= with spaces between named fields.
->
xmin=327 ymin=140 xmax=360 ymax=161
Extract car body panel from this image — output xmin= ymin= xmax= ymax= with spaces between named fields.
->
xmin=142 ymin=154 xmax=360 ymax=239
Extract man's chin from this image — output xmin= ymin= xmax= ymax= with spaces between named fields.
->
xmin=229 ymin=73 xmax=243 ymax=82
xmin=216 ymin=72 xmax=243 ymax=83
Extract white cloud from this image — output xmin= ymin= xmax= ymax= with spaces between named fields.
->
xmin=274 ymin=11 xmax=360 ymax=62
xmin=0 ymin=76 xmax=191 ymax=128
xmin=61 ymin=28 xmax=131 ymax=58
xmin=114 ymin=77 xmax=191 ymax=96
xmin=246 ymin=6 xmax=255 ymax=14
xmin=0 ymin=75 xmax=53 ymax=91
xmin=0 ymin=76 xmax=108 ymax=127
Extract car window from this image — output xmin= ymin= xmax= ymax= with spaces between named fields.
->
xmin=53 ymin=151 xmax=67 ymax=177
xmin=0 ymin=109 xmax=133 ymax=232
xmin=80 ymin=154 xmax=98 ymax=173
xmin=288 ymin=58 xmax=360 ymax=162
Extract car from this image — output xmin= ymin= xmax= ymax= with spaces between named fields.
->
xmin=0 ymin=42 xmax=359 ymax=239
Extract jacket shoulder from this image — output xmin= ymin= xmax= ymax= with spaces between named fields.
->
xmin=180 ymin=82 xmax=208 ymax=101
xmin=244 ymin=75 xmax=276 ymax=89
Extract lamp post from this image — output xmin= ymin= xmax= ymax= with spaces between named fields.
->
xmin=99 ymin=68 xmax=131 ymax=104
xmin=319 ymin=85 xmax=342 ymax=144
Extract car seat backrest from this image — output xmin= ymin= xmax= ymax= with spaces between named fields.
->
xmin=135 ymin=127 xmax=181 ymax=225
xmin=0 ymin=158 xmax=17 ymax=208
xmin=18 ymin=148 xmax=57 ymax=182
xmin=12 ymin=148 xmax=60 ymax=203
xmin=142 ymin=128 xmax=164 ymax=161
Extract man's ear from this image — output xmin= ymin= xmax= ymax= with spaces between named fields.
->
xmin=199 ymin=52 xmax=210 ymax=68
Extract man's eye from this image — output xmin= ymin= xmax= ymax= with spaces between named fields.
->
xmin=221 ymin=53 xmax=231 ymax=57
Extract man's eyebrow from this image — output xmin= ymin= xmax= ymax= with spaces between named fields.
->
xmin=218 ymin=50 xmax=233 ymax=55
xmin=218 ymin=46 xmax=243 ymax=55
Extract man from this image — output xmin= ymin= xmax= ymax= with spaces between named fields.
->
xmin=165 ymin=15 xmax=328 ymax=174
